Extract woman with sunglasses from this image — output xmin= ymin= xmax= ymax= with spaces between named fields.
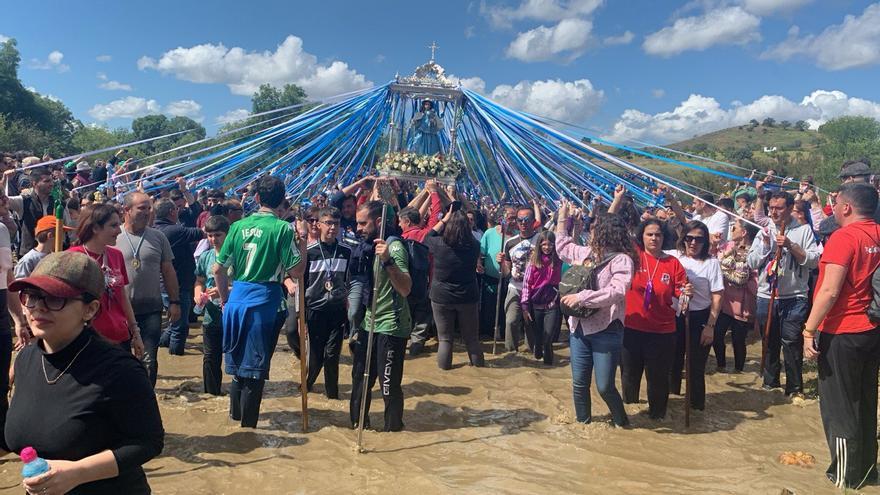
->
xmin=621 ymin=219 xmax=691 ymax=419
xmin=713 ymin=219 xmax=759 ymax=372
xmin=4 ymin=251 xmax=164 ymax=495
xmin=667 ymin=220 xmax=724 ymax=411
xmin=68 ymin=204 xmax=143 ymax=359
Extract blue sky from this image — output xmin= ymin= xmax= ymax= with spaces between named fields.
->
xmin=4 ymin=0 xmax=880 ymax=144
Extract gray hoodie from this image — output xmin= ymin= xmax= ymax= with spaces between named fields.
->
xmin=747 ymin=219 xmax=820 ymax=299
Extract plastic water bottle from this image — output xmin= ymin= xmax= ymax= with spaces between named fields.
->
xmin=20 ymin=447 xmax=50 ymax=479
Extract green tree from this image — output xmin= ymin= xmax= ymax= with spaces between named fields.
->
xmin=251 ymin=83 xmax=308 ymax=115
xmin=780 ymin=120 xmax=792 ymax=129
xmin=818 ymin=116 xmax=880 ymax=185
xmin=762 ymin=117 xmax=776 ymax=127
xmin=795 ymin=120 xmax=808 ymax=131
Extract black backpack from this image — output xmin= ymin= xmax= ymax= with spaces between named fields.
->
xmin=559 ymin=252 xmax=620 ymax=319
xmin=386 ymin=236 xmax=430 ymax=302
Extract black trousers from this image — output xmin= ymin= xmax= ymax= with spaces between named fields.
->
xmin=670 ymin=309 xmax=712 ymax=410
xmin=530 ymin=305 xmax=562 ymax=364
xmin=228 ymin=311 xmax=285 ymax=428
xmin=479 ymin=275 xmax=507 ymax=339
xmin=757 ymin=297 xmax=808 ymax=394
xmin=229 ymin=376 xmax=265 ymax=428
xmin=713 ymin=313 xmax=749 ymax=371
xmin=305 ymin=309 xmax=346 ymax=399
xmin=622 ymin=328 xmax=676 ymax=419
xmin=818 ymin=329 xmax=880 ymax=489
xmin=432 ymin=302 xmax=484 ymax=370
xmin=349 ymin=330 xmax=407 ymax=431
xmin=0 ymin=290 xmax=11 ymax=429
xmin=203 ymin=324 xmax=223 ymax=395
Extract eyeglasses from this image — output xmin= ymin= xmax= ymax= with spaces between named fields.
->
xmin=320 ymin=220 xmax=340 ymax=227
xmin=20 ymin=291 xmax=84 ymax=311
xmin=306 ymin=218 xmax=318 ymax=224
xmin=683 ymin=235 xmax=705 ymax=244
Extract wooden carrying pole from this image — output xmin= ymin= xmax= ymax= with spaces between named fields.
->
xmin=492 ymin=222 xmax=507 ymax=355
xmin=357 ymin=203 xmax=388 ymax=453
xmin=684 ymin=307 xmax=691 ymax=428
xmin=761 ymin=224 xmax=787 ymax=378
xmin=297 ymin=274 xmax=309 ymax=432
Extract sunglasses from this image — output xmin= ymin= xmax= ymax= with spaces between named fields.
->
xmin=683 ymin=235 xmax=705 ymax=244
xmin=20 ymin=290 xmax=85 ymax=312
xmin=306 ymin=218 xmax=318 ymax=223
xmin=516 ymin=217 xmax=532 ymax=223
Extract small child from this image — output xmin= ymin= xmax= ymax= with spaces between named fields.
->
xmin=194 ymin=215 xmax=231 ymax=395
xmin=15 ymin=215 xmax=71 ymax=279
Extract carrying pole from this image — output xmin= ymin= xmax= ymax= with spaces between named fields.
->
xmin=761 ymin=223 xmax=787 ymax=378
xmin=492 ymin=221 xmax=507 ymax=355
xmin=356 ymin=203 xmax=388 ymax=453
xmin=297 ymin=274 xmax=309 ymax=432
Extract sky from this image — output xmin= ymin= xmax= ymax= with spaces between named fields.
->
xmin=4 ymin=0 xmax=880 ymax=144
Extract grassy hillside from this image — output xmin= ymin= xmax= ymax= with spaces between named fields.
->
xmin=669 ymin=125 xmax=822 ymax=152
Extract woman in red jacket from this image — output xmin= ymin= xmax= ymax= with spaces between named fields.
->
xmin=621 ymin=219 xmax=690 ymax=419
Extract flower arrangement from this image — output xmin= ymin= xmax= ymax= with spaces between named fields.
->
xmin=377 ymin=152 xmax=462 ymax=181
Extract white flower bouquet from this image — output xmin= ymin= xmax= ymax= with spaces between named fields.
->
xmin=377 ymin=151 xmax=462 ymax=183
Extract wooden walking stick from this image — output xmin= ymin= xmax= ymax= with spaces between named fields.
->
xmin=356 ymin=203 xmax=388 ymax=453
xmin=682 ymin=295 xmax=691 ymax=428
xmin=297 ymin=274 xmax=309 ymax=432
xmin=492 ymin=219 xmax=507 ymax=355
xmin=51 ymin=182 xmax=65 ymax=252
xmin=761 ymin=223 xmax=786 ymax=378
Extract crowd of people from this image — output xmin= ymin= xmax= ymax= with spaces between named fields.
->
xmin=0 ymin=148 xmax=879 ymax=491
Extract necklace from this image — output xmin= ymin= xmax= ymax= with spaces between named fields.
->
xmin=318 ymin=241 xmax=339 ymax=291
xmin=642 ymin=251 xmax=663 ymax=310
xmin=42 ymin=336 xmax=92 ymax=385
xmin=122 ymin=229 xmax=146 ymax=270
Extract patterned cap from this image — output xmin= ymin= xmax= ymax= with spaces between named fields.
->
xmin=9 ymin=251 xmax=104 ymax=299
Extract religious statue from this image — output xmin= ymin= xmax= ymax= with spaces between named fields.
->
xmin=406 ymin=100 xmax=444 ymax=156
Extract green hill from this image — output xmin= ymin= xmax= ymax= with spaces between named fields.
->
xmin=669 ymin=124 xmax=822 ymax=153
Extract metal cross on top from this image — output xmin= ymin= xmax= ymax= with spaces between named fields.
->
xmin=428 ymin=41 xmax=439 ymax=61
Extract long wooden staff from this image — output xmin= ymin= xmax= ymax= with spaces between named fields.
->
xmin=51 ymin=182 xmax=64 ymax=252
xmin=761 ymin=223 xmax=787 ymax=377
xmin=492 ymin=220 xmax=507 ymax=355
xmin=357 ymin=203 xmax=387 ymax=453
xmin=680 ymin=292 xmax=691 ymax=429
xmin=297 ymin=274 xmax=309 ymax=432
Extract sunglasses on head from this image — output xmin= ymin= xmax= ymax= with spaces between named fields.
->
xmin=684 ymin=235 xmax=705 ymax=244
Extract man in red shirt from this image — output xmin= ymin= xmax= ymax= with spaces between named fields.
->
xmin=803 ymin=182 xmax=880 ymax=490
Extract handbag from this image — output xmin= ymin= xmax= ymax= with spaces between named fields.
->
xmin=558 ymin=252 xmax=620 ymax=319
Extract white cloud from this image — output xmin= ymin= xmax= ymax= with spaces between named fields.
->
xmin=761 ymin=3 xmax=880 ymax=70
xmin=652 ymin=88 xmax=666 ymax=98
xmin=216 ymin=108 xmax=251 ymax=125
xmin=464 ymin=26 xmax=476 ymax=38
xmin=0 ymin=34 xmax=9 ymax=43
xmin=506 ymin=18 xmax=593 ymax=62
xmin=603 ymin=31 xmax=635 ymax=46
xmin=606 ymin=89 xmax=880 ymax=144
xmin=482 ymin=0 xmax=604 ymax=29
xmin=29 ymin=50 xmax=70 ymax=72
xmin=96 ymin=54 xmax=112 ymax=62
xmin=26 ymin=86 xmax=60 ymax=103
xmin=97 ymin=72 xmax=132 ymax=91
xmin=89 ymin=97 xmax=162 ymax=121
xmin=164 ymin=100 xmax=203 ymax=121
xmin=137 ymin=35 xmax=372 ymax=98
xmin=450 ymin=75 xmax=487 ymax=93
xmin=643 ymin=6 xmax=761 ymax=57
xmin=489 ymin=78 xmax=604 ymax=122
xmin=741 ymin=0 xmax=812 ymax=16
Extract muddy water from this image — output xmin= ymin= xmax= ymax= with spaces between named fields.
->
xmin=1 ymin=328 xmax=878 ymax=495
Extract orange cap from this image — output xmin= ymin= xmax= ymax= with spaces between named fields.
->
xmin=35 ymin=216 xmax=74 ymax=235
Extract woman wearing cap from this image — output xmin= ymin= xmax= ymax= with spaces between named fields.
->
xmin=68 ymin=204 xmax=143 ymax=358
xmin=3 ymin=251 xmax=164 ymax=494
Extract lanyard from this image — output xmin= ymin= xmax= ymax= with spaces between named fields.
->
xmin=122 ymin=229 xmax=146 ymax=264
xmin=317 ymin=242 xmax=339 ymax=281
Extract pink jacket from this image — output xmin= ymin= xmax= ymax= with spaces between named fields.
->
xmin=520 ymin=255 xmax=562 ymax=311
xmin=555 ymin=234 xmax=633 ymax=335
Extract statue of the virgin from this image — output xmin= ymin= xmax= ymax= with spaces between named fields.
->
xmin=406 ymin=100 xmax=444 ymax=156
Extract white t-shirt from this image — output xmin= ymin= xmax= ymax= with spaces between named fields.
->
xmin=694 ymin=209 xmax=730 ymax=242
xmin=666 ymin=250 xmax=724 ymax=311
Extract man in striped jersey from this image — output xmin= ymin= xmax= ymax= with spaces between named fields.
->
xmin=301 ymin=207 xmax=351 ymax=399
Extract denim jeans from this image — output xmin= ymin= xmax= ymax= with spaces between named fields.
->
xmin=569 ymin=320 xmax=628 ymax=426
xmin=167 ymin=287 xmax=194 ymax=355
xmin=756 ymin=296 xmax=807 ymax=394
xmin=137 ymin=311 xmax=163 ymax=388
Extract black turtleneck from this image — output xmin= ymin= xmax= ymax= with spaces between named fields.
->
xmin=3 ymin=328 xmax=164 ymax=494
